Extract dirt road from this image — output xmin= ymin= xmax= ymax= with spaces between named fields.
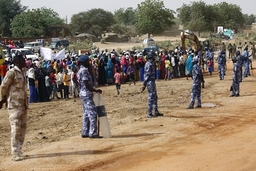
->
xmin=0 ymin=59 xmax=256 ymax=171
xmin=0 ymin=36 xmax=256 ymax=171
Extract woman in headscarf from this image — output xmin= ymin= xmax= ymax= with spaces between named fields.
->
xmin=120 ymin=53 xmax=128 ymax=75
xmin=28 ymin=64 xmax=38 ymax=103
xmin=98 ymin=54 xmax=107 ymax=86
xmin=136 ymin=53 xmax=145 ymax=82
xmin=185 ymin=50 xmax=194 ymax=80
xmin=106 ymin=57 xmax=114 ymax=84
xmin=160 ymin=51 xmax=167 ymax=79
xmin=92 ymin=57 xmax=99 ymax=87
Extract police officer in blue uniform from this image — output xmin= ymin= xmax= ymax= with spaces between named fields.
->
xmin=242 ymin=47 xmax=251 ymax=77
xmin=236 ymin=50 xmax=243 ymax=82
xmin=230 ymin=57 xmax=240 ymax=97
xmin=187 ymin=56 xmax=205 ymax=109
xmin=141 ymin=51 xmax=163 ymax=118
xmin=77 ymin=55 xmax=103 ymax=138
xmin=217 ymin=50 xmax=226 ymax=80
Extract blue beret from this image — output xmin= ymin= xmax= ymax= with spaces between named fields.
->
xmin=78 ymin=55 xmax=89 ymax=62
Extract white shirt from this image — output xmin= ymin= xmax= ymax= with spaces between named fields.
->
xmin=56 ymin=72 xmax=64 ymax=85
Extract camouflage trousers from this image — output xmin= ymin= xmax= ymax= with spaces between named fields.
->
xmin=147 ymin=81 xmax=159 ymax=116
xmin=218 ymin=64 xmax=225 ymax=80
xmin=238 ymin=67 xmax=243 ymax=82
xmin=231 ymin=80 xmax=240 ymax=96
xmin=189 ymin=84 xmax=201 ymax=107
xmin=80 ymin=96 xmax=98 ymax=137
xmin=243 ymin=60 xmax=250 ymax=76
xmin=8 ymin=109 xmax=27 ymax=156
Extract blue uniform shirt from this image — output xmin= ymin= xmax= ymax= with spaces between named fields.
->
xmin=232 ymin=62 xmax=239 ymax=82
xmin=217 ymin=53 xmax=226 ymax=65
xmin=237 ymin=55 xmax=244 ymax=68
xmin=77 ymin=65 xmax=94 ymax=97
xmin=242 ymin=50 xmax=249 ymax=60
xmin=143 ymin=61 xmax=155 ymax=87
xmin=192 ymin=64 xmax=203 ymax=85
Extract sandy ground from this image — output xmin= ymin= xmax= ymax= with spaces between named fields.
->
xmin=1 ymin=37 xmax=256 ymax=171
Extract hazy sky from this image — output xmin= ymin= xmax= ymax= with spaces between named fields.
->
xmin=20 ymin=0 xmax=255 ymax=23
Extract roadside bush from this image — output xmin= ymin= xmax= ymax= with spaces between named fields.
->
xmin=67 ymin=39 xmax=93 ymax=51
xmin=100 ymin=38 xmax=106 ymax=44
xmin=116 ymin=47 xmax=123 ymax=55
xmin=156 ymin=40 xmax=175 ymax=50
xmin=132 ymin=46 xmax=143 ymax=52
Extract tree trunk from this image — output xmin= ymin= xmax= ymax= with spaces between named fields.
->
xmin=148 ymin=33 xmax=150 ymax=38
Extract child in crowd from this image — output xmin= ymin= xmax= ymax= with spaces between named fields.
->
xmin=207 ymin=59 xmax=213 ymax=76
xmin=155 ymin=56 xmax=161 ymax=80
xmin=63 ymin=69 xmax=70 ymax=100
xmin=127 ymin=62 xmax=136 ymax=85
xmin=71 ymin=68 xmax=79 ymax=98
xmin=50 ymin=69 xmax=60 ymax=99
xmin=165 ymin=56 xmax=171 ymax=80
xmin=114 ymin=69 xmax=121 ymax=95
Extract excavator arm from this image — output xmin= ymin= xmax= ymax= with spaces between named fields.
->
xmin=181 ymin=30 xmax=200 ymax=51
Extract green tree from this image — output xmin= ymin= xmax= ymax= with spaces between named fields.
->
xmin=177 ymin=1 xmax=244 ymax=35
xmin=135 ymin=0 xmax=175 ymax=38
xmin=213 ymin=2 xmax=244 ymax=31
xmin=177 ymin=1 xmax=213 ymax=36
xmin=10 ymin=7 xmax=64 ymax=37
xmin=114 ymin=7 xmax=136 ymax=25
xmin=70 ymin=8 xmax=115 ymax=37
xmin=0 ymin=0 xmax=27 ymax=37
xmin=111 ymin=24 xmax=130 ymax=35
xmin=243 ymin=14 xmax=256 ymax=25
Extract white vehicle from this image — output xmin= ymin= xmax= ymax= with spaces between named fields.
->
xmin=11 ymin=48 xmax=38 ymax=60
xmin=184 ymin=30 xmax=194 ymax=35
xmin=3 ymin=49 xmax=11 ymax=61
xmin=143 ymin=38 xmax=155 ymax=45
xmin=24 ymin=41 xmax=43 ymax=52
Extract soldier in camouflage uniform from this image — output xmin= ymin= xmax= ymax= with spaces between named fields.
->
xmin=230 ymin=57 xmax=240 ymax=97
xmin=0 ymin=54 xmax=28 ymax=161
xmin=187 ymin=56 xmax=205 ymax=109
xmin=141 ymin=51 xmax=163 ymax=118
xmin=77 ymin=55 xmax=102 ymax=138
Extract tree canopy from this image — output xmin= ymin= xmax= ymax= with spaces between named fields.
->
xmin=213 ymin=2 xmax=244 ymax=30
xmin=0 ymin=0 xmax=27 ymax=37
xmin=177 ymin=1 xmax=244 ymax=34
xmin=243 ymin=14 xmax=256 ymax=25
xmin=1 ymin=0 xmax=255 ymax=38
xmin=10 ymin=7 xmax=64 ymax=37
xmin=70 ymin=8 xmax=115 ymax=37
xmin=135 ymin=0 xmax=175 ymax=37
xmin=114 ymin=7 xmax=137 ymax=25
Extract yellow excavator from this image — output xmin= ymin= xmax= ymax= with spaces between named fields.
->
xmin=180 ymin=30 xmax=210 ymax=51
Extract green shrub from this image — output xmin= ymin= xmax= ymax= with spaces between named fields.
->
xmin=132 ymin=46 xmax=143 ymax=52
xmin=67 ymin=39 xmax=93 ymax=51
xmin=100 ymin=38 xmax=106 ymax=44
xmin=116 ymin=47 xmax=123 ymax=54
xmin=156 ymin=40 xmax=174 ymax=50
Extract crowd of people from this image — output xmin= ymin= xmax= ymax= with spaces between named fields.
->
xmin=0 ymin=43 xmax=253 ymax=103
xmin=0 ymin=41 xmax=255 ymax=161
